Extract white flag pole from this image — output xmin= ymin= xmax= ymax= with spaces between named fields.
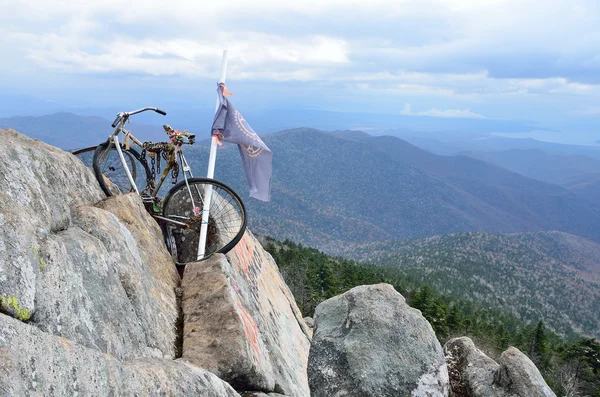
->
xmin=197 ymin=50 xmax=228 ymax=260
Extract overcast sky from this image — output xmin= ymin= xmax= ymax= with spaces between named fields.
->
xmin=1 ymin=0 xmax=599 ymax=142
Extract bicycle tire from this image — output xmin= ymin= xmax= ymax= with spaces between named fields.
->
xmin=161 ymin=178 xmax=247 ymax=262
xmin=92 ymin=141 xmax=152 ymax=197
xmin=71 ymin=146 xmax=97 ymax=168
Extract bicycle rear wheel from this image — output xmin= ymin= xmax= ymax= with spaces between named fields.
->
xmin=161 ymin=178 xmax=247 ymax=262
xmin=92 ymin=141 xmax=151 ymax=196
xmin=71 ymin=146 xmax=97 ymax=168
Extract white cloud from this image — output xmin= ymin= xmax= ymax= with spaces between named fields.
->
xmin=401 ymin=103 xmax=487 ymax=119
xmin=1 ymin=0 xmax=600 ymax=123
xmin=9 ymin=30 xmax=348 ymax=78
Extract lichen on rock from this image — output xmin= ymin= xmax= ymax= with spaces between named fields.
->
xmin=0 ymin=295 xmax=30 ymax=321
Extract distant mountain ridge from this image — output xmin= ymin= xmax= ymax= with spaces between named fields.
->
xmin=388 ymin=129 xmax=600 ymax=159
xmin=183 ymin=128 xmax=600 ymax=248
xmin=0 ymin=112 xmax=170 ymax=149
xmin=339 ymin=230 xmax=600 ymax=339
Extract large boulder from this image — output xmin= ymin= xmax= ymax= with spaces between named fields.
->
xmin=444 ymin=337 xmax=556 ymax=397
xmin=0 ymin=129 xmax=181 ymax=360
xmin=308 ymin=283 xmax=449 ymax=397
xmin=5 ymin=192 xmax=181 ymax=361
xmin=181 ymin=231 xmax=312 ymax=396
xmin=0 ymin=129 xmax=239 ymax=394
xmin=0 ymin=129 xmax=104 ymax=317
xmin=0 ymin=314 xmax=240 ymax=396
xmin=496 ymin=347 xmax=556 ymax=397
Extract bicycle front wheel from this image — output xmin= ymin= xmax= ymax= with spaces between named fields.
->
xmin=92 ymin=141 xmax=151 ymax=196
xmin=161 ymin=178 xmax=247 ymax=262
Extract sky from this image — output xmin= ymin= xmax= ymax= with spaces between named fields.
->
xmin=1 ymin=0 xmax=599 ymax=143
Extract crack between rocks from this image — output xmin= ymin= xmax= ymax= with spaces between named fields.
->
xmin=289 ymin=300 xmax=312 ymax=342
xmin=174 ymin=286 xmax=184 ymax=358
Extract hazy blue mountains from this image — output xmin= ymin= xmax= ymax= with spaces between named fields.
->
xmin=184 ymin=128 xmax=600 ymax=248
xmin=0 ymin=112 xmax=169 ymax=150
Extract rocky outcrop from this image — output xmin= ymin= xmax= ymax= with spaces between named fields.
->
xmin=444 ymin=337 xmax=556 ymax=397
xmin=0 ymin=313 xmax=240 ymax=396
xmin=6 ymin=128 xmax=507 ymax=397
xmin=0 ymin=129 xmax=104 ymax=318
xmin=496 ymin=347 xmax=557 ymax=397
xmin=0 ymin=129 xmax=234 ymax=394
xmin=181 ymin=231 xmax=311 ymax=396
xmin=0 ymin=129 xmax=180 ymax=360
xmin=308 ymin=283 xmax=449 ymax=397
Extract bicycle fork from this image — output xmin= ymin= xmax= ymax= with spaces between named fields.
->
xmin=113 ymin=136 xmax=139 ymax=194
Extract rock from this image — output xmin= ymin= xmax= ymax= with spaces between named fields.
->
xmin=444 ymin=337 xmax=507 ymax=396
xmin=308 ymin=283 xmax=449 ymax=397
xmin=1 ymin=129 xmax=317 ymax=395
xmin=17 ymin=194 xmax=180 ymax=361
xmin=0 ymin=313 xmax=240 ymax=396
xmin=0 ymin=128 xmax=180 ymax=360
xmin=303 ymin=316 xmax=314 ymax=328
xmin=496 ymin=347 xmax=556 ymax=397
xmin=181 ymin=230 xmax=311 ymax=396
xmin=0 ymin=129 xmax=104 ymax=317
xmin=241 ymin=393 xmax=288 ymax=397
xmin=444 ymin=337 xmax=556 ymax=397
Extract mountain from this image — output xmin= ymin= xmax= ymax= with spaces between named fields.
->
xmin=464 ymin=149 xmax=600 ymax=204
xmin=339 ymin=231 xmax=600 ymax=338
xmin=183 ymin=128 xmax=600 ymax=248
xmin=462 ymin=148 xmax=600 ymax=190
xmin=0 ymin=113 xmax=168 ymax=150
xmin=565 ymin=175 xmax=600 ymax=204
xmin=389 ymin=130 xmax=600 ymax=160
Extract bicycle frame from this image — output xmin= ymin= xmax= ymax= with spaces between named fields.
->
xmin=103 ymin=113 xmax=205 ymax=229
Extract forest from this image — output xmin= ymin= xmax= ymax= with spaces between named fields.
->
xmin=265 ymin=239 xmax=600 ymax=396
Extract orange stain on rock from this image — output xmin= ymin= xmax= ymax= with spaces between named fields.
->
xmin=232 ymin=235 xmax=254 ymax=276
xmin=235 ymin=299 xmax=261 ymax=360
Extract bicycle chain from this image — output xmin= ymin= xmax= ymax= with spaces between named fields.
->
xmin=140 ymin=141 xmax=181 ymax=190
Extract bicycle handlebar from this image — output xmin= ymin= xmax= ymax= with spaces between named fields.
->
xmin=111 ymin=114 xmax=123 ymax=128
xmin=111 ymin=107 xmax=167 ymax=128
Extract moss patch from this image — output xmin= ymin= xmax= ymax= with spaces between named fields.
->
xmin=0 ymin=296 xmax=31 ymax=321
xmin=31 ymin=245 xmax=46 ymax=270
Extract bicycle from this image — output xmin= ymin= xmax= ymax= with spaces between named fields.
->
xmin=91 ymin=107 xmax=247 ymax=262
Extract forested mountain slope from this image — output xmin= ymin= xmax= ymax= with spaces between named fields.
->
xmin=185 ymin=128 xmax=600 ymax=247
xmin=340 ymin=231 xmax=600 ymax=338
xmin=266 ymin=238 xmax=600 ymax=396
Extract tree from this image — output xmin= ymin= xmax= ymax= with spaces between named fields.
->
xmin=529 ymin=321 xmax=550 ymax=371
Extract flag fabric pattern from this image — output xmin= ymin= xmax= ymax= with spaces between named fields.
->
xmin=211 ymin=84 xmax=272 ymax=202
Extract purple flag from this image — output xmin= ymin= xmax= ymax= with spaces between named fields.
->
xmin=211 ymin=84 xmax=272 ymax=202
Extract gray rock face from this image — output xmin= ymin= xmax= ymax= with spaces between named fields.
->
xmin=303 ymin=316 xmax=314 ymax=328
xmin=0 ymin=129 xmax=242 ymax=395
xmin=1 ymin=129 xmax=181 ymax=360
xmin=5 ymin=192 xmax=180 ymax=360
xmin=0 ymin=314 xmax=240 ymax=396
xmin=181 ymin=231 xmax=312 ymax=396
xmin=444 ymin=337 xmax=556 ymax=397
xmin=496 ymin=347 xmax=556 ymax=397
xmin=0 ymin=129 xmax=104 ymax=318
xmin=308 ymin=283 xmax=449 ymax=397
